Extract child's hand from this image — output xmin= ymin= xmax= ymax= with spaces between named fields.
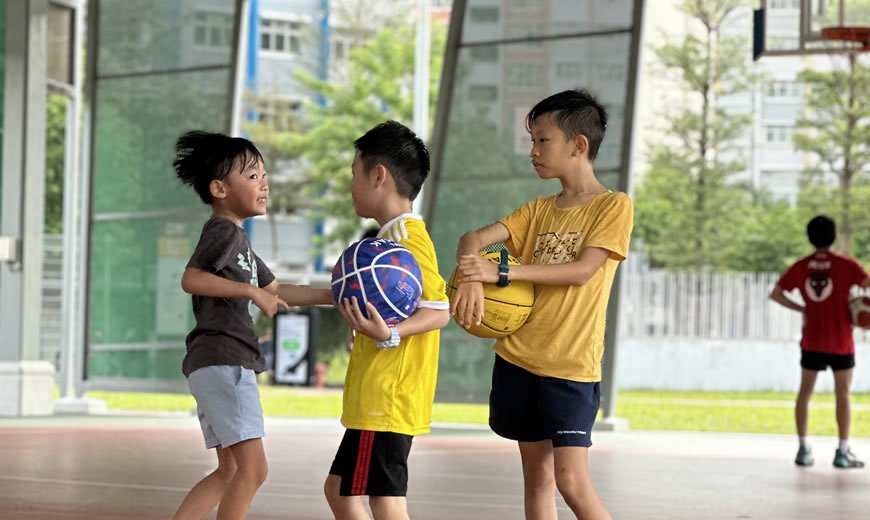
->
xmin=338 ymin=296 xmax=390 ymax=342
xmin=458 ymin=254 xmax=499 ymax=284
xmin=251 ymin=287 xmax=291 ymax=317
xmin=450 ymin=281 xmax=485 ymax=328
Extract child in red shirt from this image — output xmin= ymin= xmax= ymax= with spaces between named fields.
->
xmin=771 ymin=215 xmax=869 ymax=469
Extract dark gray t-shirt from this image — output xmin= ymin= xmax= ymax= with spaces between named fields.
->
xmin=182 ymin=217 xmax=275 ymax=377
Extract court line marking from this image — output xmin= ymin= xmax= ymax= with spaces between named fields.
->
xmin=0 ymin=474 xmax=544 ymax=510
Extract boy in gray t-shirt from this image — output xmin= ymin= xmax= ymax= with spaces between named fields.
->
xmin=171 ymin=131 xmax=332 ymax=520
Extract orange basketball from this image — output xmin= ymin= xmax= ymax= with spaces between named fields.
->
xmin=446 ymin=251 xmax=534 ymax=338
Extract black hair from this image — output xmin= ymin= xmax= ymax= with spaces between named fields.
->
xmin=807 ymin=215 xmax=836 ymax=249
xmin=173 ymin=130 xmax=264 ymax=204
xmin=525 ymin=89 xmax=608 ymax=161
xmin=353 ymin=121 xmax=429 ymax=200
xmin=360 ymin=227 xmax=380 ymax=240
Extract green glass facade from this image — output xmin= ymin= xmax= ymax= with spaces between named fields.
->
xmin=85 ymin=1 xmax=239 ymax=386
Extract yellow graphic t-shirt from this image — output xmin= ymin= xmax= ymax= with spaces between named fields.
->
xmin=341 ymin=214 xmax=449 ymax=435
xmin=496 ymin=192 xmax=633 ymax=382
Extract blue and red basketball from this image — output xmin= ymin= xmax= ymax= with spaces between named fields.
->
xmin=331 ymin=238 xmax=422 ymax=324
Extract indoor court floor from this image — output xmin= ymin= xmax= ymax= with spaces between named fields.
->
xmin=1 ymin=414 xmax=868 ymax=519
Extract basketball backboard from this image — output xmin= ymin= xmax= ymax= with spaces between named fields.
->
xmin=753 ymin=0 xmax=869 ymax=59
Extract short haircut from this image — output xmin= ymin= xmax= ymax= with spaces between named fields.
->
xmin=525 ymin=89 xmax=608 ymax=161
xmin=173 ymin=130 xmax=264 ymax=204
xmin=807 ymin=215 xmax=836 ymax=249
xmin=354 ymin=121 xmax=430 ymax=200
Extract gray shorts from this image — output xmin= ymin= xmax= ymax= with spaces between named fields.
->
xmin=187 ymin=365 xmax=264 ymax=449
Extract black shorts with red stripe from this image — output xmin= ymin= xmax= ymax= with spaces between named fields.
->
xmin=328 ymin=429 xmax=414 ymax=496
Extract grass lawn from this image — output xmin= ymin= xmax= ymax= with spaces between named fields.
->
xmin=85 ymin=387 xmax=870 ymax=438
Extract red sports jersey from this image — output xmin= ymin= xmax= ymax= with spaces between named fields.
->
xmin=778 ymin=250 xmax=868 ymax=355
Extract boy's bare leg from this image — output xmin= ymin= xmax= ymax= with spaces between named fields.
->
xmin=173 ymin=446 xmax=237 ymax=520
xmin=518 ymin=441 xmax=557 ymax=520
xmin=796 ymin=369 xmax=818 ymax=438
xmin=833 ymin=368 xmax=854 ymax=441
xmin=216 ymin=438 xmax=268 ymax=520
xmin=324 ymin=474 xmax=371 ymax=520
xmin=369 ymin=496 xmax=409 ymax=520
xmin=553 ymin=446 xmax=611 ymax=520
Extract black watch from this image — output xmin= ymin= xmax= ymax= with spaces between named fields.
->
xmin=497 ymin=249 xmax=511 ymax=287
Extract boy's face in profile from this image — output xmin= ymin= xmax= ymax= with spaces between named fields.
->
xmin=220 ymin=158 xmax=269 ymax=218
xmin=350 ymin=151 xmax=377 ymax=219
xmin=529 ymin=113 xmax=583 ymax=179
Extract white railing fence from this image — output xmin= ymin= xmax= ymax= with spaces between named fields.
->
xmin=41 ymin=234 xmax=64 ymax=373
xmin=619 ymin=254 xmax=870 ymax=342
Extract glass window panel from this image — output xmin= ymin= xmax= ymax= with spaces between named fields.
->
xmin=88 ymin=216 xmax=206 ymax=348
xmin=469 ymin=46 xmax=498 ymax=61
xmin=462 ymin=0 xmax=634 ymax=44
xmin=97 ymin=0 xmax=235 ymax=76
xmin=47 ymin=3 xmax=73 ymax=85
xmin=469 ymin=6 xmax=499 ymax=23
xmin=87 ymin=0 xmax=240 ymax=386
xmin=92 ymin=70 xmax=232 ymax=214
xmin=87 ymin=348 xmax=185 ymax=381
xmin=275 ymin=34 xmax=285 ymax=51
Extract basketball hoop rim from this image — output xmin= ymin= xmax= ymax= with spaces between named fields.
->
xmin=820 ymin=26 xmax=870 ymax=50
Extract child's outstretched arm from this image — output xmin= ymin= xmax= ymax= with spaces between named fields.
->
xmin=181 ymin=267 xmax=289 ymax=317
xmin=268 ymin=282 xmax=333 ymax=307
xmin=769 ymin=284 xmax=805 ymax=313
xmin=451 ymin=222 xmax=511 ymax=328
xmin=338 ymin=297 xmax=450 ymax=344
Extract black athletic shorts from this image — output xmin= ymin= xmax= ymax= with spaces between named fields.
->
xmin=328 ymin=429 xmax=413 ymax=496
xmin=800 ymin=351 xmax=855 ymax=372
xmin=489 ymin=354 xmax=600 ymax=448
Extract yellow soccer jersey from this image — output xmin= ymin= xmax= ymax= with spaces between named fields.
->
xmin=341 ymin=214 xmax=449 ymax=435
xmin=496 ymin=192 xmax=633 ymax=382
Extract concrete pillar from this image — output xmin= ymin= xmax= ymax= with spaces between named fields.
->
xmin=0 ymin=0 xmax=55 ymax=416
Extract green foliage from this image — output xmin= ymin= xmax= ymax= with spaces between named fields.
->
xmin=291 ymin=21 xmax=447 ymax=248
xmin=45 ymin=93 xmax=68 ymax=234
xmin=720 ymin=194 xmax=806 ymax=272
xmin=634 ymin=0 xmax=761 ymax=271
xmin=793 ymin=55 xmax=870 ymax=255
xmin=83 ymin=388 xmax=870 ymax=436
xmin=796 ymin=179 xmax=870 ymax=265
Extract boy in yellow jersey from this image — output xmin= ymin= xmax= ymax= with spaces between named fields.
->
xmin=451 ymin=90 xmax=633 ymax=520
xmin=325 ymin=121 xmax=450 ymax=520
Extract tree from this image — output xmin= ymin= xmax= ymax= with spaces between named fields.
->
xmin=720 ymin=191 xmax=806 ymax=272
xmin=793 ymin=55 xmax=870 ymax=255
xmin=45 ymin=93 xmax=68 ymax=234
xmin=633 ymin=0 xmax=757 ymax=270
xmin=291 ymin=20 xmax=447 ymax=248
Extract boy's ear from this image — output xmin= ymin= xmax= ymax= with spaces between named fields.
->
xmin=573 ymin=135 xmax=589 ymax=156
xmin=209 ymin=179 xmax=227 ymax=200
xmin=373 ymin=164 xmax=389 ymax=187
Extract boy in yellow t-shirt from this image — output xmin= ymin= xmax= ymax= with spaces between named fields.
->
xmin=326 ymin=121 xmax=450 ymax=520
xmin=451 ymin=90 xmax=633 ymax=520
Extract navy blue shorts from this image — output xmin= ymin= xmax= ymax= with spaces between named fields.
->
xmin=489 ymin=354 xmax=600 ymax=448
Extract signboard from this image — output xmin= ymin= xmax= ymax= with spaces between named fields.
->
xmin=274 ymin=312 xmax=311 ymax=385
